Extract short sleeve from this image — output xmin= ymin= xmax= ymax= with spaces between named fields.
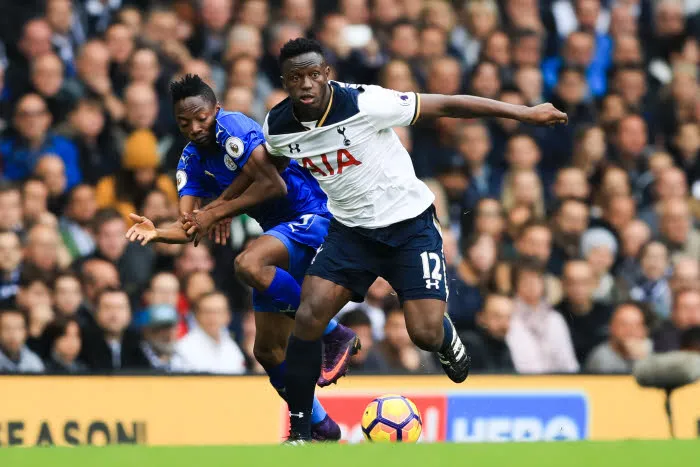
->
xmin=358 ymin=85 xmax=421 ymax=131
xmin=262 ymin=116 xmax=284 ymax=157
xmin=175 ymin=152 xmax=206 ymax=198
xmin=215 ymin=112 xmax=265 ymax=169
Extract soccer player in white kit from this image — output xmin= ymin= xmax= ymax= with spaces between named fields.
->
xmin=264 ymin=38 xmax=568 ymax=443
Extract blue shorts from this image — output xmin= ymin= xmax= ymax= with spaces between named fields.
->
xmin=306 ymin=206 xmax=448 ymax=304
xmin=252 ymin=213 xmax=330 ymax=312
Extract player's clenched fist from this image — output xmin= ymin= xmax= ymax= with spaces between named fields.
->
xmin=521 ymin=103 xmax=568 ymax=126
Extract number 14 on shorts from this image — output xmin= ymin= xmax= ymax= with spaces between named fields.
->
xmin=420 ymin=251 xmax=443 ymax=290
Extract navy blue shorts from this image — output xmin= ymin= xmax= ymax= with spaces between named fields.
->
xmin=306 ymin=206 xmax=448 ymax=304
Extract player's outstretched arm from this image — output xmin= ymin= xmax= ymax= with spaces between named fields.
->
xmin=126 ymin=214 xmax=192 ymax=245
xmin=418 ymin=94 xmax=568 ymax=126
xmin=183 ymin=145 xmax=287 ymax=239
xmin=125 ymin=196 xmax=200 ymax=245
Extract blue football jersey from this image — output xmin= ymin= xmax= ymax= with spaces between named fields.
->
xmin=175 ymin=109 xmax=329 ymax=231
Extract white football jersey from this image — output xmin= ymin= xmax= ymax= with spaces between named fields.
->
xmin=263 ymin=82 xmax=435 ymax=228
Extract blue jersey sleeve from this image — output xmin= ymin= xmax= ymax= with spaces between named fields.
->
xmin=175 ymin=146 xmax=207 ymax=199
xmin=215 ymin=112 xmax=265 ymax=171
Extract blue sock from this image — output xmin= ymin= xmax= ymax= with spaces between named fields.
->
xmin=265 ymin=267 xmax=301 ymax=312
xmin=311 ymin=396 xmax=327 ymax=424
xmin=266 ymin=360 xmax=327 ymax=425
xmin=440 ymin=315 xmax=455 ymax=353
xmin=323 ymin=319 xmax=338 ymax=336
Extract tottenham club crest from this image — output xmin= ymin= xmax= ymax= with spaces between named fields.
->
xmin=176 ymin=170 xmax=187 ymax=191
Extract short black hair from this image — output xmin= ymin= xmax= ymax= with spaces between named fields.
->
xmin=169 ymin=74 xmax=217 ymax=106
xmin=278 ymin=38 xmax=324 ymax=67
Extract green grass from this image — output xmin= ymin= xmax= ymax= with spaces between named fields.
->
xmin=1 ymin=441 xmax=697 ymax=467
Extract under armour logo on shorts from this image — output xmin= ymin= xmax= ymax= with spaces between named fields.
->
xmin=425 ymin=279 xmax=440 ymax=289
xmin=289 ymin=143 xmax=301 ymax=153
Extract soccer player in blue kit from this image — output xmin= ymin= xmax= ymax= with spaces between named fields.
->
xmin=126 ymin=75 xmax=359 ymax=441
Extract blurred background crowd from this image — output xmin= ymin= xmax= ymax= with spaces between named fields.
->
xmin=0 ymin=0 xmax=698 ymax=376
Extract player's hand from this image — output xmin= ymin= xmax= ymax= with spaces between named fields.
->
xmin=521 ymin=103 xmax=568 ymax=126
xmin=126 ymin=213 xmax=158 ymax=246
xmin=183 ymin=210 xmax=216 ymax=246
xmin=208 ymin=217 xmax=232 ymax=245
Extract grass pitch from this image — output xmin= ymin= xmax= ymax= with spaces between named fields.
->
xmin=1 ymin=440 xmax=695 ymax=467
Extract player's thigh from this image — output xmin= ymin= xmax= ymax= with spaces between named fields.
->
xmin=403 ymin=298 xmax=447 ymax=350
xmin=235 ymin=234 xmax=290 ymax=287
xmin=294 ymin=275 xmax=355 ymax=340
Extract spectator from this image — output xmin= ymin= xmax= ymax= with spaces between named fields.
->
xmin=0 ymin=230 xmax=22 ymax=301
xmin=617 ymin=219 xmax=652 ymax=286
xmin=376 ymin=299 xmax=439 ymax=374
xmin=549 ymin=198 xmax=590 ymax=275
xmin=464 ymin=197 xmax=505 ymax=243
xmin=658 ymin=198 xmax=700 ymax=262
xmin=41 ymin=316 xmax=86 ymax=373
xmin=95 ymin=129 xmax=177 ymax=225
xmin=506 ymin=259 xmax=579 ymax=373
xmin=543 ymin=30 xmax=607 ymax=98
xmin=0 ymin=182 xmax=23 ymax=233
xmin=501 ymin=169 xmax=545 ymax=219
xmin=610 ymin=114 xmax=650 ymax=192
xmin=338 ymin=308 xmax=389 ymax=373
xmin=580 ymin=227 xmax=618 ymax=304
xmin=34 ymin=154 xmax=68 ymax=213
xmin=0 ymin=307 xmax=44 ymax=373
xmin=176 ymin=292 xmax=246 ymax=374
xmin=30 ymin=53 xmax=74 ymax=125
xmin=21 ymin=177 xmax=50 ymax=226
xmin=53 ymin=272 xmax=82 ymax=318
xmin=626 ymin=241 xmax=673 ymax=319
xmin=59 ymin=184 xmax=97 ymax=260
xmin=91 ymin=208 xmax=155 ymax=302
xmin=104 ymin=22 xmax=134 ymax=95
xmin=125 ymin=304 xmax=182 ymax=371
xmin=669 ymin=257 xmax=700 ymax=293
xmin=556 ymin=260 xmax=613 ymax=365
xmin=458 ymin=121 xmax=500 ymax=210
xmin=79 ymin=287 xmax=137 ymax=372
xmin=447 ymin=234 xmax=496 ymax=331
xmin=495 ymin=221 xmax=563 ymax=305
xmin=459 ymin=294 xmax=516 ymax=373
xmin=0 ymin=93 xmax=81 ymax=188
xmin=551 ymin=167 xmax=590 ymax=203
xmin=572 ymin=124 xmax=607 ymax=181
xmin=654 ymin=288 xmax=700 ymax=353
xmin=586 ymin=302 xmax=652 ymax=374
xmin=5 ymin=19 xmax=53 ymax=98
xmin=78 ymin=258 xmax=120 ymax=314
xmin=24 ymin=223 xmax=66 ymax=275
xmin=61 ymin=98 xmax=120 ymax=184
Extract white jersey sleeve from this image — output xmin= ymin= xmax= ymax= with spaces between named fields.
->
xmin=358 ymin=85 xmax=421 ymax=131
xmin=262 ymin=116 xmax=284 ymax=157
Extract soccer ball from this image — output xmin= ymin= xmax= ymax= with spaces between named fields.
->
xmin=361 ymin=394 xmax=422 ymax=442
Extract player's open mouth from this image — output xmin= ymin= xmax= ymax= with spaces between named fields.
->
xmin=300 ymin=95 xmax=315 ymax=104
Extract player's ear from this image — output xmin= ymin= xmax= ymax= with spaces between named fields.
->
xmin=324 ymin=65 xmax=331 ymax=77
xmin=280 ymin=78 xmax=287 ymax=92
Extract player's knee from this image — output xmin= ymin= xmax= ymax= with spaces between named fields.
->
xmin=253 ymin=340 xmax=285 ymax=368
xmin=293 ymin=304 xmax=326 ymax=339
xmin=234 ymin=251 xmax=264 ymax=287
xmin=408 ymin=326 xmax=443 ymax=352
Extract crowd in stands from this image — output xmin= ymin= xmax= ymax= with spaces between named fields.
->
xmin=0 ymin=0 xmax=699 ymax=375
